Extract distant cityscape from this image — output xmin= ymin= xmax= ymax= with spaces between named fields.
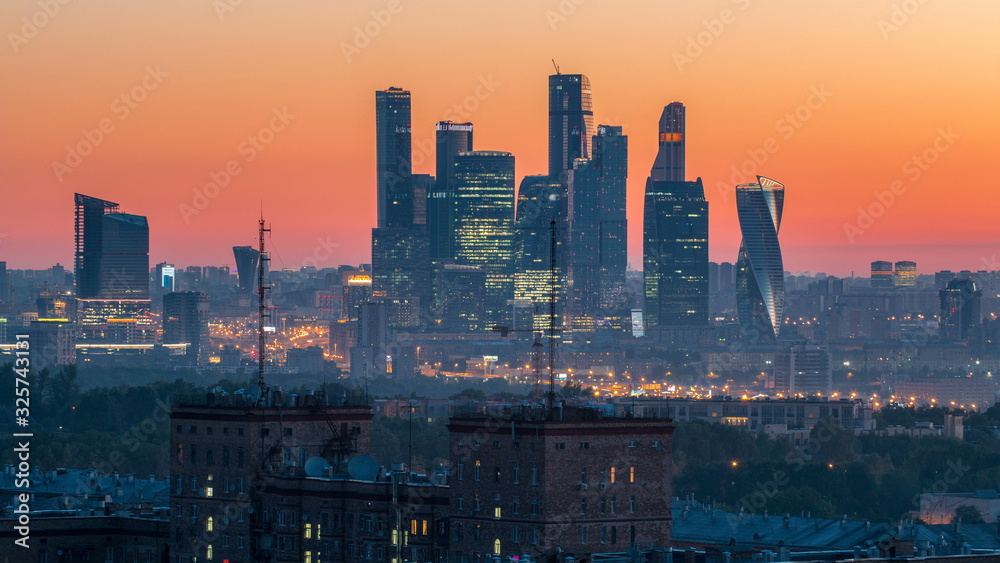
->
xmin=1 ymin=68 xmax=999 ymax=562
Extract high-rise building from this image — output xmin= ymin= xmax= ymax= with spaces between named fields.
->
xmin=29 ymin=318 xmax=75 ymax=369
xmin=871 ymin=260 xmax=894 ymax=288
xmin=163 ymin=291 xmax=210 ymax=364
xmin=73 ymin=193 xmax=120 ymax=298
xmin=453 ymin=151 xmax=516 ymax=328
xmin=341 ymin=271 xmax=372 ymax=321
xmin=772 ymin=344 xmax=833 ymax=395
xmin=643 ymin=178 xmax=708 ymax=328
xmin=548 ymin=73 xmax=594 ymax=177
xmin=642 ymin=104 xmax=706 ymax=329
xmin=649 ymin=102 xmax=685 ymax=182
xmin=429 ymin=121 xmax=473 ymax=261
xmin=433 ymin=263 xmax=487 ymax=332
xmin=894 ymin=260 xmax=917 ymax=287
xmin=735 ymin=176 xmax=786 ymax=341
xmin=593 ymin=125 xmax=629 ymax=312
xmin=514 ymin=175 xmax=566 ymax=332
xmin=73 ymin=194 xmax=153 ymax=343
xmin=0 ymin=261 xmax=8 ymax=302
xmin=98 ymin=212 xmax=149 ymax=299
xmin=940 ymin=278 xmax=982 ymax=341
xmin=232 ymin=245 xmax=260 ymax=293
xmin=351 ymin=300 xmax=388 ymax=378
xmin=371 ymin=228 xmax=431 ymax=317
xmin=375 ymin=87 xmax=413 ymax=229
xmin=565 ymin=125 xmax=629 ymax=326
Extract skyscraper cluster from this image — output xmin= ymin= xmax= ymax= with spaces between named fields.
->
xmin=369 ymin=71 xmax=727 ymax=346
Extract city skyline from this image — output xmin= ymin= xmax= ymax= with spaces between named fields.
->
xmin=3 ymin=1 xmax=999 ymax=275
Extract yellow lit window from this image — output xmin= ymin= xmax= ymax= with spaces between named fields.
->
xmin=610 ymin=467 xmax=616 ymax=483
xmin=630 ymin=466 xmax=635 ymax=483
xmin=304 ymin=523 xmax=312 ymax=539
xmin=206 ymin=516 xmax=214 ymax=532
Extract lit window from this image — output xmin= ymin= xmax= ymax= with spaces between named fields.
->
xmin=206 ymin=516 xmax=214 ymax=532
xmin=610 ymin=467 xmax=616 ymax=484
xmin=304 ymin=523 xmax=312 ymax=539
xmin=206 ymin=545 xmax=213 ymax=560
xmin=629 ymin=466 xmax=635 ymax=483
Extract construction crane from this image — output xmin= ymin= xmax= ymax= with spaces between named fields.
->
xmin=551 ymin=58 xmax=560 ymax=75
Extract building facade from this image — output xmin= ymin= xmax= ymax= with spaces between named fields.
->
xmin=735 ymin=176 xmax=786 ymax=341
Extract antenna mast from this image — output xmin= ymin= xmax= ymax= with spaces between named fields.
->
xmin=547 ymin=219 xmax=557 ymax=408
xmin=257 ymin=216 xmax=271 ymax=403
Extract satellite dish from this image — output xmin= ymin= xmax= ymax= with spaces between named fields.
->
xmin=304 ymin=457 xmax=330 ymax=478
xmin=348 ymin=455 xmax=378 ymax=481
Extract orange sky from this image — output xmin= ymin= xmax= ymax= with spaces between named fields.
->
xmin=2 ymin=0 xmax=999 ymax=276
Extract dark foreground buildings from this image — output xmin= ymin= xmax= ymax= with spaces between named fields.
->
xmin=165 ymin=392 xmax=673 ymax=562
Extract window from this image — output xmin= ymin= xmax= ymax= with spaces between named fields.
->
xmin=223 ymin=477 xmax=229 ymax=495
xmin=175 ymin=477 xmax=182 ymax=494
xmin=190 ymin=477 xmax=197 ymax=492
xmin=530 ymin=464 xmax=538 ymax=485
xmin=493 ymin=539 xmax=501 ymax=555
xmin=304 ymin=523 xmax=312 ymax=539
xmin=611 ymin=526 xmax=618 ymax=545
xmin=494 ymin=506 xmax=501 ymax=519
xmin=530 ymin=498 xmax=538 ymax=516
xmin=205 ymin=475 xmax=213 ymax=497
xmin=555 ymin=442 xmax=565 ymax=450
xmin=601 ymin=498 xmax=606 ymax=514
xmin=629 ymin=466 xmax=635 ymax=483
xmin=530 ymin=528 xmax=538 ymax=545
xmin=611 ymin=496 xmax=617 ymax=514
xmin=474 ymin=461 xmax=481 ymax=482
xmin=580 ymin=468 xmax=587 ymax=484
xmin=190 ymin=444 xmax=197 ymax=465
xmin=581 ymin=498 xmax=587 ymax=515
xmin=580 ymin=442 xmax=590 ymax=449
xmin=176 ymin=444 xmax=184 ymax=464
xmin=493 ymin=440 xmax=500 ymax=449
xmin=474 ymin=496 xmax=481 ymax=513
xmin=284 ymin=427 xmax=293 ymax=437
xmin=581 ymin=528 xmax=588 ymax=544
xmin=238 ymin=478 xmax=245 ymax=495
xmin=304 ymin=552 xmax=312 ymax=563
xmin=238 ymin=427 xmax=244 ymax=436
xmin=207 ymin=426 xmax=213 ymax=435
xmin=601 ymin=527 xmax=607 ymax=544
xmin=222 ymin=534 xmax=229 ymax=548
xmin=512 ymin=462 xmax=519 ymax=484
xmin=512 ymin=498 xmax=520 ymax=515
xmin=206 ymin=517 xmax=214 ymax=532
xmin=205 ymin=545 xmax=213 ymax=561
xmin=494 ymin=467 xmax=501 ymax=483
xmin=630 ymin=496 xmax=636 ymax=514
xmin=456 ymin=462 xmax=464 ymax=481
xmin=238 ymin=535 xmax=245 ymax=549
xmin=237 ymin=447 xmax=245 ymax=468
xmin=457 ymin=496 xmax=464 ymax=511
xmin=610 ymin=467 xmax=616 ymax=484
xmin=512 ymin=526 xmax=521 ymax=544
xmin=222 ymin=446 xmax=229 ymax=467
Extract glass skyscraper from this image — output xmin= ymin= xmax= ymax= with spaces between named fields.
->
xmin=564 ymin=125 xmax=628 ymax=326
xmin=99 ymin=213 xmax=150 ymax=299
xmin=429 ymin=121 xmax=473 ymax=261
xmin=643 ymin=179 xmax=708 ymax=328
xmin=375 ymin=87 xmax=413 ymax=229
xmin=453 ymin=151 xmax=516 ymax=328
xmin=643 ymin=104 xmax=707 ymax=328
xmin=515 ymin=175 xmax=566 ymax=332
xmin=649 ymin=102 xmax=685 ymax=182
xmin=735 ymin=176 xmax=786 ymax=341
xmin=548 ymin=73 xmax=594 ymax=178
xmin=74 ymin=193 xmax=120 ymax=299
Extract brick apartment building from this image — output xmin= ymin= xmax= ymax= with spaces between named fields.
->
xmin=447 ymin=404 xmax=675 ymax=561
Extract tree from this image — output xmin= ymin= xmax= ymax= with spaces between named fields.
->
xmin=955 ymin=505 xmax=985 ymax=524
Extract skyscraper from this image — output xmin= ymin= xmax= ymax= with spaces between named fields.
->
xmin=593 ymin=125 xmax=629 ymax=311
xmin=375 ymin=87 xmax=413 ymax=229
xmin=548 ymin=73 xmax=594 ymax=177
xmin=735 ymin=176 xmax=786 ymax=341
xmin=429 ymin=121 xmax=473 ymax=261
xmin=98 ymin=213 xmax=150 ymax=299
xmin=370 ymin=227 xmax=431 ymax=314
xmin=515 ymin=175 xmax=566 ymax=332
xmin=163 ymin=291 xmax=210 ymax=364
xmin=74 ymin=193 xmax=120 ymax=298
xmin=649 ymin=102 xmax=685 ymax=182
xmin=643 ymin=104 xmax=707 ymax=328
xmin=73 ymin=194 xmax=153 ymax=343
xmin=940 ymin=278 xmax=982 ymax=341
xmin=894 ymin=260 xmax=917 ymax=287
xmin=453 ymin=151 xmax=516 ymax=328
xmin=564 ymin=125 xmax=628 ymax=325
xmin=871 ymin=260 xmax=894 ymax=288
xmin=232 ymin=245 xmax=260 ymax=294
xmin=643 ymin=179 xmax=708 ymax=328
